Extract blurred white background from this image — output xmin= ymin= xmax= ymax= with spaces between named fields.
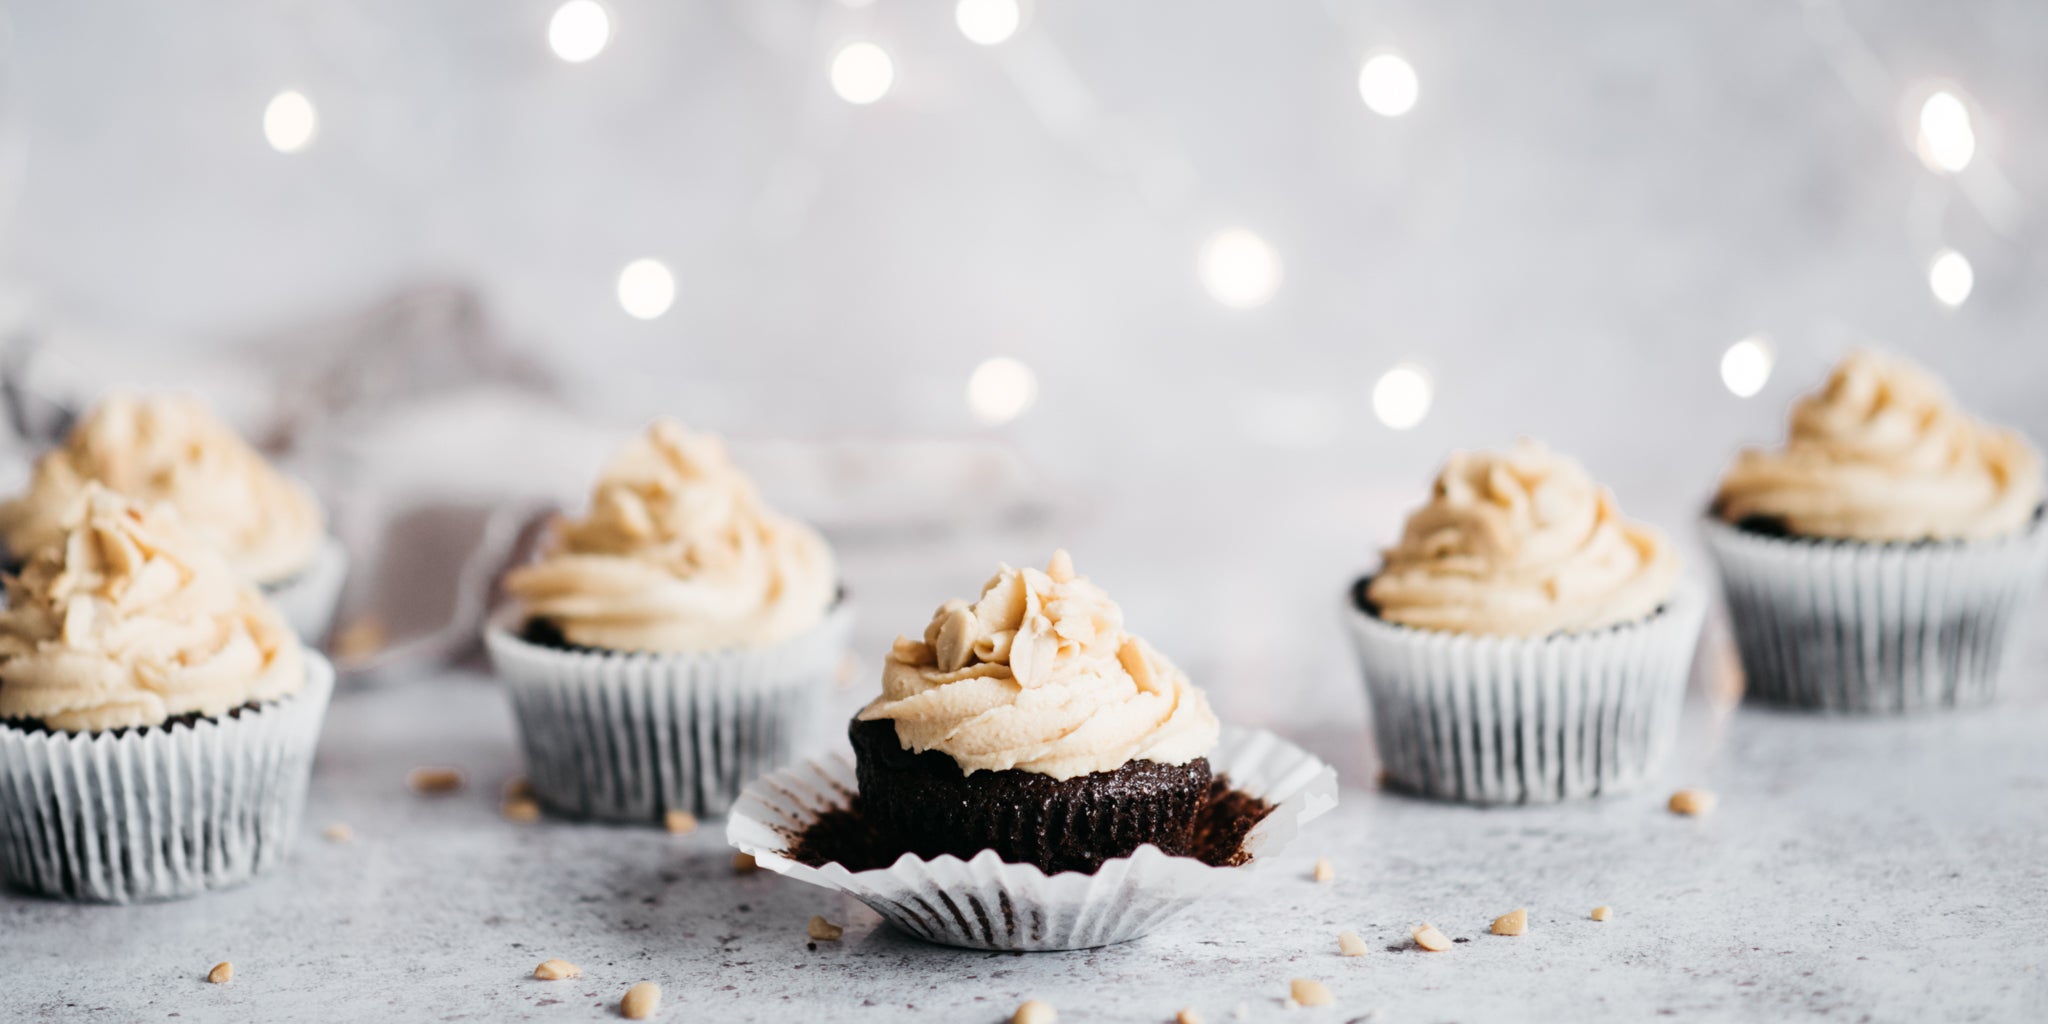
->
xmin=1 ymin=0 xmax=2043 ymax=727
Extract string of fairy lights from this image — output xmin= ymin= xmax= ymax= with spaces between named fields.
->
xmin=248 ymin=1 xmax=2000 ymax=431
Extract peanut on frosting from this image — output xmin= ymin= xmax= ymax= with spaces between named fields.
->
xmin=504 ymin=419 xmax=836 ymax=653
xmin=856 ymin=551 xmax=1220 ymax=780
xmin=0 ymin=394 xmax=325 ymax=585
xmin=1367 ymin=440 xmax=1679 ymax=636
xmin=0 ymin=487 xmax=305 ymax=732
xmin=1715 ymin=350 xmax=2043 ymax=542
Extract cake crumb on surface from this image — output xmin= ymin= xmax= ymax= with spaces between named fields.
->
xmin=1412 ymin=924 xmax=1452 ymax=952
xmin=1289 ymin=979 xmax=1334 ymax=1007
xmin=807 ymin=916 xmax=844 ymax=941
xmin=620 ymin=981 xmax=661 ymax=1019
xmin=1491 ymin=908 xmax=1528 ymax=936
xmin=1591 ymin=905 xmax=1614 ymax=921
xmin=407 ymin=767 xmax=464 ymax=794
xmin=1312 ymin=857 xmax=1335 ymax=883
xmin=206 ymin=962 xmax=233 ymax=985
xmin=501 ymin=797 xmax=541 ymax=823
xmin=733 ymin=853 xmax=759 ymax=873
xmin=1668 ymin=788 xmax=1715 ymax=816
xmin=322 ymin=823 xmax=353 ymax=843
xmin=1337 ymin=931 xmax=1369 ymax=957
xmin=664 ymin=810 xmax=698 ymax=835
xmin=1177 ymin=1009 xmax=1205 ymax=1024
xmin=502 ymin=777 xmax=533 ymax=799
xmin=1012 ymin=998 xmax=1056 ymax=1024
xmin=532 ymin=959 xmax=580 ymax=981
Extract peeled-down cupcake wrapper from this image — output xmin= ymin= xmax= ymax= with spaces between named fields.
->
xmin=0 ymin=652 xmax=335 ymax=903
xmin=263 ymin=534 xmax=350 ymax=642
xmin=1700 ymin=515 xmax=2048 ymax=713
xmin=725 ymin=726 xmax=1339 ymax=952
xmin=485 ymin=603 xmax=855 ymax=822
xmin=1344 ymin=582 xmax=1706 ymax=806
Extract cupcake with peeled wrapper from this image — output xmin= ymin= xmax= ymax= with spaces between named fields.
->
xmin=0 ymin=394 xmax=347 ymax=639
xmin=1343 ymin=439 xmax=1705 ymax=804
xmin=727 ymin=551 xmax=1337 ymax=951
xmin=1702 ymin=350 xmax=2048 ymax=712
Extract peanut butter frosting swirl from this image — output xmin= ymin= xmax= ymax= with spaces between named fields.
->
xmin=1715 ymin=350 xmax=2044 ymax=542
xmin=857 ymin=551 xmax=1220 ymax=781
xmin=504 ymin=419 xmax=836 ymax=653
xmin=1368 ymin=440 xmax=1679 ymax=636
xmin=0 ymin=394 xmax=325 ymax=585
xmin=0 ymin=487 xmax=306 ymax=733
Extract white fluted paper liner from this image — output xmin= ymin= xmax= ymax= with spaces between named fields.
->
xmin=263 ymin=535 xmax=349 ymax=641
xmin=725 ymin=726 xmax=1338 ymax=951
xmin=1701 ymin=514 xmax=2048 ymax=712
xmin=0 ymin=652 xmax=334 ymax=903
xmin=484 ymin=603 xmax=855 ymax=822
xmin=1344 ymin=582 xmax=1706 ymax=805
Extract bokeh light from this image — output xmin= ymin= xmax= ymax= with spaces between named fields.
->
xmin=1372 ymin=364 xmax=1432 ymax=430
xmin=956 ymin=0 xmax=1022 ymax=46
xmin=1198 ymin=229 xmax=1282 ymax=309
xmin=831 ymin=42 xmax=895 ymax=105
xmin=616 ymin=259 xmax=676 ymax=320
xmin=1916 ymin=89 xmax=1976 ymax=173
xmin=548 ymin=1 xmax=612 ymax=63
xmin=1719 ymin=336 xmax=1773 ymax=398
xmin=967 ymin=357 xmax=1037 ymax=425
xmin=1358 ymin=52 xmax=1419 ymax=118
xmin=1928 ymin=249 xmax=1973 ymax=307
xmin=263 ymin=91 xmax=317 ymax=153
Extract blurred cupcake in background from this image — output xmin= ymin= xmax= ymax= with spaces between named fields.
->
xmin=0 ymin=486 xmax=334 ymax=902
xmin=1703 ymin=350 xmax=2048 ymax=712
xmin=0 ymin=394 xmax=346 ymax=640
xmin=484 ymin=418 xmax=851 ymax=822
xmin=1344 ymin=440 xmax=1705 ymax=804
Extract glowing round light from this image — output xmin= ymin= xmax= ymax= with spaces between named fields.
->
xmin=956 ymin=0 xmax=1022 ymax=46
xmin=1357 ymin=52 xmax=1419 ymax=118
xmin=1916 ymin=90 xmax=1975 ymax=173
xmin=1928 ymin=249 xmax=1974 ymax=307
xmin=263 ymin=91 xmax=318 ymax=153
xmin=830 ymin=42 xmax=895 ymax=105
xmin=1719 ymin=336 xmax=1774 ymax=398
xmin=1198 ymin=229 xmax=1282 ymax=309
xmin=548 ymin=1 xmax=612 ymax=63
xmin=616 ymin=259 xmax=676 ymax=320
xmin=966 ymin=356 xmax=1037 ymax=425
xmin=1372 ymin=363 xmax=1432 ymax=430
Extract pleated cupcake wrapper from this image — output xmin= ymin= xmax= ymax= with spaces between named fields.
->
xmin=1343 ymin=583 xmax=1706 ymax=806
xmin=484 ymin=603 xmax=855 ymax=822
xmin=0 ymin=652 xmax=335 ymax=903
xmin=1700 ymin=515 xmax=2048 ymax=713
xmin=725 ymin=726 xmax=1339 ymax=952
xmin=263 ymin=535 xmax=350 ymax=641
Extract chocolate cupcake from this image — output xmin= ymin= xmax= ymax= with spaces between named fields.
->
xmin=0 ymin=486 xmax=334 ymax=902
xmin=853 ymin=551 xmax=1220 ymax=874
xmin=1704 ymin=350 xmax=2048 ymax=712
xmin=0 ymin=394 xmax=347 ymax=639
xmin=483 ymin=419 xmax=851 ymax=821
xmin=1343 ymin=440 xmax=1705 ymax=804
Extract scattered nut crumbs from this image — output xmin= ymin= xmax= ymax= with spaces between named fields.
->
xmin=502 ymin=777 xmax=533 ymax=799
xmin=807 ymin=916 xmax=844 ymax=941
xmin=407 ymin=767 xmax=464 ymax=794
xmin=501 ymin=797 xmax=541 ymax=823
xmin=733 ymin=853 xmax=759 ymax=873
xmin=1012 ymin=998 xmax=1056 ymax=1024
xmin=206 ymin=962 xmax=233 ymax=985
xmin=1668 ymin=788 xmax=1715 ymax=816
xmin=1312 ymin=857 xmax=1335 ymax=883
xmin=1337 ymin=931 xmax=1369 ymax=957
xmin=1411 ymin=923 xmax=1452 ymax=952
xmin=322 ymin=823 xmax=353 ymax=843
xmin=1590 ymin=905 xmax=1614 ymax=921
xmin=620 ymin=981 xmax=661 ymax=1020
xmin=1177 ymin=1009 xmax=1205 ymax=1024
xmin=532 ymin=959 xmax=580 ymax=981
xmin=1289 ymin=978 xmax=1334 ymax=1007
xmin=664 ymin=810 xmax=698 ymax=835
xmin=1491 ymin=908 xmax=1528 ymax=937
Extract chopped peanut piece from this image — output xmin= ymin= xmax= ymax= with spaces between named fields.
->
xmin=206 ymin=962 xmax=233 ymax=985
xmin=532 ymin=959 xmax=581 ymax=981
xmin=1491 ymin=908 xmax=1528 ymax=936
xmin=620 ymin=981 xmax=661 ymax=1020
xmin=502 ymin=777 xmax=534 ymax=799
xmin=663 ymin=810 xmax=698 ymax=835
xmin=407 ymin=767 xmax=464 ymax=794
xmin=1289 ymin=978 xmax=1334 ymax=1007
xmin=1590 ymin=905 xmax=1614 ymax=921
xmin=1177 ymin=1009 xmax=1205 ymax=1024
xmin=1013 ymin=999 xmax=1056 ymax=1024
xmin=322 ymin=823 xmax=353 ymax=843
xmin=1411 ymin=923 xmax=1452 ymax=952
xmin=1312 ymin=857 xmax=1335 ymax=883
xmin=1337 ymin=931 xmax=1369 ymax=957
xmin=501 ymin=797 xmax=541 ymax=823
xmin=807 ymin=915 xmax=844 ymax=941
xmin=1668 ymin=788 xmax=1715 ymax=816
xmin=733 ymin=853 xmax=759 ymax=873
